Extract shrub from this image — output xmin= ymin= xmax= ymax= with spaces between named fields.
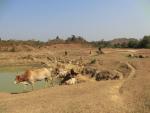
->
xmin=10 ymin=47 xmax=16 ymax=52
xmin=90 ymin=59 xmax=96 ymax=64
xmin=128 ymin=39 xmax=139 ymax=48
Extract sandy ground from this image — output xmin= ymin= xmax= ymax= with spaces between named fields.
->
xmin=0 ymin=44 xmax=150 ymax=113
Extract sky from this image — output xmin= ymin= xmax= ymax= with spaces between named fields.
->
xmin=0 ymin=0 xmax=150 ymax=41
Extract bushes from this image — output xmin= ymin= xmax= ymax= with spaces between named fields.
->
xmin=65 ymin=35 xmax=87 ymax=44
xmin=91 ymin=36 xmax=150 ymax=49
xmin=127 ymin=36 xmax=150 ymax=48
xmin=91 ymin=39 xmax=111 ymax=48
xmin=90 ymin=59 xmax=96 ymax=64
xmin=0 ymin=35 xmax=150 ymax=49
xmin=10 ymin=47 xmax=16 ymax=52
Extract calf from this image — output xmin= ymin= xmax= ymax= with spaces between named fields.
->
xmin=60 ymin=69 xmax=78 ymax=85
xmin=65 ymin=78 xmax=77 ymax=85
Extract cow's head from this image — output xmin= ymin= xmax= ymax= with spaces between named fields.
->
xmin=14 ymin=75 xmax=21 ymax=84
xmin=52 ymin=67 xmax=60 ymax=78
xmin=52 ymin=68 xmax=59 ymax=76
xmin=54 ymin=67 xmax=68 ymax=78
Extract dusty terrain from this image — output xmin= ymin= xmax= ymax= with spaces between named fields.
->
xmin=0 ymin=44 xmax=150 ymax=113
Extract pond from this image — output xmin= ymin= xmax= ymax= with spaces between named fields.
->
xmin=0 ymin=66 xmax=60 ymax=93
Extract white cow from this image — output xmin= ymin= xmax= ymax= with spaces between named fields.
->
xmin=65 ymin=78 xmax=77 ymax=85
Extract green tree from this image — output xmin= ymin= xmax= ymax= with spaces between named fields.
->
xmin=56 ymin=36 xmax=60 ymax=40
xmin=128 ymin=39 xmax=139 ymax=48
xmin=71 ymin=35 xmax=76 ymax=41
xmin=121 ymin=42 xmax=128 ymax=48
xmin=139 ymin=36 xmax=150 ymax=48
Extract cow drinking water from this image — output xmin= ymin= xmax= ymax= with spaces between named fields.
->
xmin=14 ymin=68 xmax=53 ymax=90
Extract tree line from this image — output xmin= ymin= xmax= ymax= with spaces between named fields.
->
xmin=0 ymin=35 xmax=150 ymax=49
xmin=91 ymin=35 xmax=150 ymax=49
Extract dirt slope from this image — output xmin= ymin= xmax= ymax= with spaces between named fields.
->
xmin=0 ymin=63 xmax=135 ymax=113
xmin=0 ymin=81 xmax=128 ymax=113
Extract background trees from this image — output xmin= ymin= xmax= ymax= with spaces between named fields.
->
xmin=127 ymin=39 xmax=139 ymax=48
xmin=138 ymin=36 xmax=150 ymax=48
xmin=0 ymin=35 xmax=150 ymax=49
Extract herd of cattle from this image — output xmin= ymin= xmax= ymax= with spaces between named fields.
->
xmin=14 ymin=59 xmax=122 ymax=90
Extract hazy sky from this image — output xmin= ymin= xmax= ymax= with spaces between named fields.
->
xmin=0 ymin=0 xmax=150 ymax=41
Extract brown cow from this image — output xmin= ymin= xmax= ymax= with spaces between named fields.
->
xmin=14 ymin=68 xmax=53 ymax=90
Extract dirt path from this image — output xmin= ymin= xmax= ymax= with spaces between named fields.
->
xmin=126 ymin=62 xmax=136 ymax=79
xmin=108 ymin=62 xmax=136 ymax=111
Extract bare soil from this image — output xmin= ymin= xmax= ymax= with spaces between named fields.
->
xmin=0 ymin=44 xmax=149 ymax=113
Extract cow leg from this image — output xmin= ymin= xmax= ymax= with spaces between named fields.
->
xmin=29 ymin=81 xmax=34 ymax=91
xmin=31 ymin=84 xmax=34 ymax=91
xmin=23 ymin=85 xmax=28 ymax=91
xmin=50 ymin=77 xmax=54 ymax=87
xmin=47 ymin=77 xmax=53 ymax=87
xmin=44 ymin=78 xmax=49 ymax=88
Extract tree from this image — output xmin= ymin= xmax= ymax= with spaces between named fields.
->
xmin=71 ymin=35 xmax=76 ymax=41
xmin=114 ymin=43 xmax=121 ymax=48
xmin=121 ymin=42 xmax=128 ymax=48
xmin=139 ymin=36 xmax=150 ymax=48
xmin=128 ymin=39 xmax=139 ymax=48
xmin=56 ymin=36 xmax=60 ymax=40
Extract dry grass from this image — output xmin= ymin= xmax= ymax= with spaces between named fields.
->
xmin=0 ymin=44 xmax=149 ymax=113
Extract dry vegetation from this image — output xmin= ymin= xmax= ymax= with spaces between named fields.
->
xmin=0 ymin=43 xmax=150 ymax=113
